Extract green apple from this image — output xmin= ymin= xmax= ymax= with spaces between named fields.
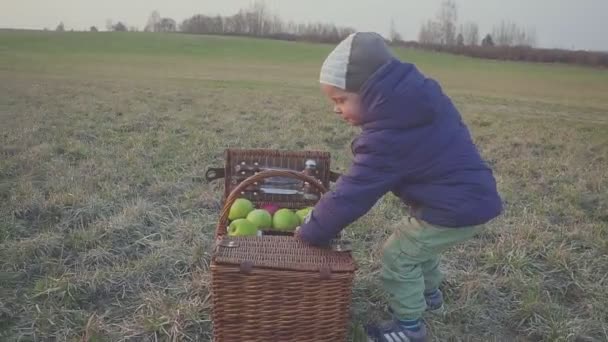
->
xmin=295 ymin=207 xmax=313 ymax=225
xmin=228 ymin=219 xmax=258 ymax=237
xmin=246 ymin=209 xmax=272 ymax=229
xmin=228 ymin=198 xmax=254 ymax=220
xmin=272 ymin=209 xmax=299 ymax=231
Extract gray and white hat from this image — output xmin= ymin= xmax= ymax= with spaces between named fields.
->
xmin=319 ymin=32 xmax=395 ymax=92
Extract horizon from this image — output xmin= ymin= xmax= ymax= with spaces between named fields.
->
xmin=1 ymin=0 xmax=607 ymax=52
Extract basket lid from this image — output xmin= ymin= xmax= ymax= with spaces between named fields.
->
xmin=213 ymin=236 xmax=356 ymax=273
xmin=222 ymin=149 xmax=332 ymax=207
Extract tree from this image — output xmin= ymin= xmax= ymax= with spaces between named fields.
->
xmin=481 ymin=34 xmax=494 ymax=47
xmin=269 ymin=14 xmax=284 ymax=35
xmin=249 ymin=0 xmax=270 ymax=36
xmin=518 ymin=28 xmax=537 ymax=47
xmin=177 ymin=4 xmax=354 ymax=43
xmin=224 ymin=10 xmax=247 ymax=34
xmin=437 ymin=0 xmax=458 ymax=45
xmin=492 ymin=21 xmax=514 ymax=46
xmin=90 ymin=26 xmax=98 ymax=32
xmin=418 ymin=20 xmax=442 ymax=45
xmin=144 ymin=11 xmax=176 ymax=33
xmin=56 ymin=22 xmax=65 ymax=32
xmin=181 ymin=14 xmax=220 ymax=34
xmin=419 ymin=0 xmax=458 ymax=45
xmin=492 ymin=21 xmax=536 ymax=47
xmin=462 ymin=22 xmax=479 ymax=46
xmin=456 ymin=33 xmax=464 ymax=46
xmin=112 ymin=22 xmax=128 ymax=32
xmin=145 ymin=10 xmax=161 ymax=32
xmin=158 ymin=18 xmax=176 ymax=32
xmin=389 ymin=19 xmax=403 ymax=43
xmin=215 ymin=16 xmax=225 ymax=34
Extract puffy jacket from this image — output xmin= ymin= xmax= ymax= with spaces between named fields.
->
xmin=299 ymin=59 xmax=503 ymax=246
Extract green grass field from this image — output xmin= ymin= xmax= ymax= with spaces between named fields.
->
xmin=1 ymin=30 xmax=607 ymax=341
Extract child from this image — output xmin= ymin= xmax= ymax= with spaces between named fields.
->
xmin=295 ymin=32 xmax=503 ymax=342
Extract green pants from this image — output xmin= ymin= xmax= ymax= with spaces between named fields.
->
xmin=380 ymin=216 xmax=484 ymax=320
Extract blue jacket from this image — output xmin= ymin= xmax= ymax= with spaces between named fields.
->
xmin=299 ymin=59 xmax=503 ymax=246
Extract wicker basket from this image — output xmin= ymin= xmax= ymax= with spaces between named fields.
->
xmin=207 ymin=149 xmax=356 ymax=342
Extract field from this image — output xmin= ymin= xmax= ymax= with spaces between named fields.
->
xmin=1 ymin=30 xmax=607 ymax=341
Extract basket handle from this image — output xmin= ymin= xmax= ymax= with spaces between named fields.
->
xmin=216 ymin=169 xmax=328 ymax=237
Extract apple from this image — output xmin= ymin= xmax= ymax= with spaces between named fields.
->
xmin=295 ymin=207 xmax=313 ymax=225
xmin=246 ymin=209 xmax=272 ymax=229
xmin=272 ymin=209 xmax=299 ymax=231
xmin=228 ymin=219 xmax=258 ymax=237
xmin=228 ymin=198 xmax=254 ymax=220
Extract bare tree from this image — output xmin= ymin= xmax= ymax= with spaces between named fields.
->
xmin=248 ymin=0 xmax=269 ymax=36
xmin=181 ymin=15 xmax=208 ymax=34
xmin=515 ymin=26 xmax=536 ymax=47
xmin=145 ymin=10 xmax=161 ymax=32
xmin=492 ymin=21 xmax=514 ymax=46
xmin=269 ymin=14 xmax=284 ymax=35
xmin=223 ymin=11 xmax=246 ymax=34
xmin=105 ymin=19 xmax=114 ymax=31
xmin=177 ymin=3 xmax=354 ymax=43
xmin=462 ymin=22 xmax=479 ymax=46
xmin=56 ymin=22 xmax=65 ymax=32
xmin=90 ymin=26 xmax=98 ymax=32
xmin=181 ymin=15 xmax=222 ymax=34
xmin=215 ymin=16 xmax=225 ymax=34
xmin=437 ymin=0 xmax=458 ymax=45
xmin=420 ymin=1 xmax=457 ymax=45
xmin=158 ymin=18 xmax=176 ymax=32
xmin=285 ymin=20 xmax=297 ymax=34
xmin=418 ymin=20 xmax=442 ymax=45
xmin=492 ymin=21 xmax=536 ymax=47
xmin=389 ymin=19 xmax=403 ymax=42
xmin=338 ymin=26 xmax=356 ymax=39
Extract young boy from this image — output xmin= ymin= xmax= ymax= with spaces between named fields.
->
xmin=295 ymin=32 xmax=503 ymax=341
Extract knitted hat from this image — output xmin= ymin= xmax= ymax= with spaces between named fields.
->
xmin=319 ymin=32 xmax=395 ymax=92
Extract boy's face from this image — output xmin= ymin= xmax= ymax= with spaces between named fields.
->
xmin=321 ymin=84 xmax=363 ymax=126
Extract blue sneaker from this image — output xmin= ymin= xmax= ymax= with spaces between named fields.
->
xmin=424 ymin=289 xmax=445 ymax=315
xmin=366 ymin=318 xmax=428 ymax=342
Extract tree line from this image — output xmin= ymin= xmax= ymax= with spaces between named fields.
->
xmin=417 ymin=1 xmax=537 ymax=48
xmin=57 ymin=0 xmax=607 ymax=68
xmin=139 ymin=2 xmax=355 ymax=44
xmin=413 ymin=0 xmax=606 ymax=67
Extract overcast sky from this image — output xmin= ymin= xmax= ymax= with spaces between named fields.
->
xmin=1 ymin=0 xmax=607 ymax=51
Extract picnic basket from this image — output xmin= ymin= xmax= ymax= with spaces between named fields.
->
xmin=206 ymin=148 xmax=357 ymax=342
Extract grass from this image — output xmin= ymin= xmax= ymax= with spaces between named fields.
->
xmin=1 ymin=29 xmax=607 ymax=341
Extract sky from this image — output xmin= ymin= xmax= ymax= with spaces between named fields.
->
xmin=1 ymin=0 xmax=607 ymax=51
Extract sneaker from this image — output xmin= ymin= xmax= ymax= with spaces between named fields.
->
xmin=366 ymin=318 xmax=428 ymax=342
xmin=424 ymin=289 xmax=445 ymax=315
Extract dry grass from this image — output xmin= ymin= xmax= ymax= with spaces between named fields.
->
xmin=1 ymin=31 xmax=607 ymax=341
